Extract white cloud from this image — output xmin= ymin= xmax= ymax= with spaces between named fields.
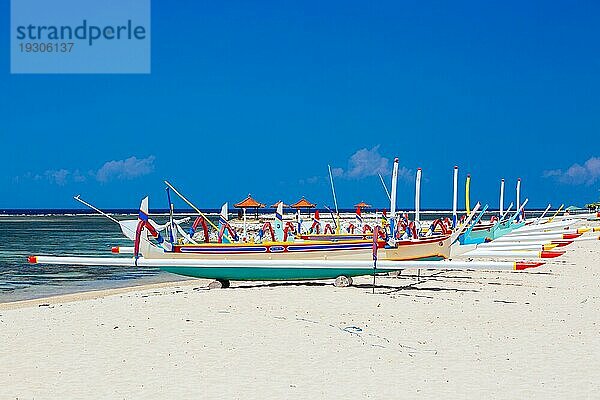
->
xmin=543 ymin=156 xmax=600 ymax=185
xmin=15 ymin=156 xmax=155 ymax=186
xmin=329 ymin=146 xmax=412 ymax=181
xmin=542 ymin=169 xmax=561 ymax=178
xmin=396 ymin=165 xmax=414 ymax=181
xmin=345 ymin=146 xmax=390 ymax=178
xmin=96 ymin=156 xmax=155 ymax=182
xmin=45 ymin=169 xmax=70 ymax=186
xmin=73 ymin=170 xmax=86 ymax=183
xmin=331 ymin=167 xmax=344 ymax=178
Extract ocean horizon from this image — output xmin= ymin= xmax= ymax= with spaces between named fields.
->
xmin=0 ymin=207 xmax=565 ymax=216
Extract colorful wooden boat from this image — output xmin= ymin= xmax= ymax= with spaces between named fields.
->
xmin=37 ymin=182 xmax=546 ymax=287
xmin=54 ymin=164 xmax=550 ymax=287
xmin=123 ymin=198 xmax=455 ymax=264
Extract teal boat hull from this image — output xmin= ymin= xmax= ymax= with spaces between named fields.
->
xmin=491 ymin=221 xmax=525 ymax=238
xmin=161 ymin=266 xmax=395 ymax=280
xmin=160 ymin=255 xmax=445 ymax=280
xmin=460 ymin=221 xmax=526 ymax=245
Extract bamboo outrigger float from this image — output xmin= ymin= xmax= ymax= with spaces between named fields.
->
xmin=28 ymin=255 xmax=543 ymax=281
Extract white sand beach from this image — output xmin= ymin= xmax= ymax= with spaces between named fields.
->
xmin=1 ymin=238 xmax=599 ymax=399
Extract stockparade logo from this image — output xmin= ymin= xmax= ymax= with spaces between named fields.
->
xmin=11 ymin=0 xmax=151 ymax=74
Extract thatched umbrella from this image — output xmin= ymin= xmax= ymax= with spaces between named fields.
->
xmin=353 ymin=201 xmax=372 ymax=210
xmin=291 ymin=197 xmax=317 ymax=217
xmin=234 ymin=194 xmax=265 ymax=237
xmin=234 ymin=194 xmax=265 ymax=218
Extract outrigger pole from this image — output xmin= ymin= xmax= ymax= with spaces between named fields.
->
xmin=379 ymin=173 xmax=391 ymax=201
xmin=415 ymin=168 xmax=422 ymax=223
xmin=461 ymin=203 xmax=489 ymax=240
xmin=73 ymin=195 xmax=139 ymax=237
xmin=548 ymin=204 xmax=564 ymax=223
xmin=328 ymin=165 xmax=340 ymax=234
xmin=507 ymin=198 xmax=529 ymax=225
xmin=389 ymin=158 xmax=399 ymax=240
xmin=74 ymin=195 xmax=120 ymax=224
xmin=452 ymin=166 xmax=458 ymax=228
xmin=516 ymin=178 xmax=521 ymax=212
xmin=164 ymin=180 xmax=233 ymax=243
xmin=533 ymin=204 xmax=552 ymax=225
xmin=500 ymin=178 xmax=505 ymax=217
xmin=499 ymin=202 xmax=514 ymax=222
xmin=74 ymin=194 xmax=190 ymax=242
xmin=324 ymin=205 xmax=338 ymax=231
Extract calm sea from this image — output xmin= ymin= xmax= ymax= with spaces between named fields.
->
xmin=0 ymin=215 xmax=188 ymax=303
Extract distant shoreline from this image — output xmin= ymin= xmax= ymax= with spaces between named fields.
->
xmin=0 ymin=208 xmax=563 ymax=216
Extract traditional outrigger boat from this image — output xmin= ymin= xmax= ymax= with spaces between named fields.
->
xmin=125 ymin=159 xmax=465 ymax=267
xmin=28 ymin=193 xmax=542 ymax=287
xmin=125 ymin=191 xmax=464 ymax=264
xmin=31 ymin=155 xmax=578 ymax=288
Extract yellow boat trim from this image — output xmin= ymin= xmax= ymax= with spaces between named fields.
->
xmin=177 ymin=239 xmax=372 ymax=247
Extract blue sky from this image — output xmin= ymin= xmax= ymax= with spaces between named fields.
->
xmin=1 ymin=0 xmax=600 ymax=210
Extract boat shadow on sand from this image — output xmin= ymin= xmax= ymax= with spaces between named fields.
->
xmin=220 ymin=280 xmax=480 ymax=295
